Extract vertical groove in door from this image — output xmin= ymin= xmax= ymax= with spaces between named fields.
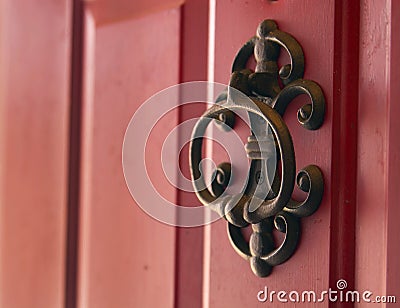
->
xmin=65 ymin=0 xmax=85 ymax=307
xmin=329 ymin=1 xmax=360 ymax=305
xmin=76 ymin=11 xmax=96 ymax=308
xmin=174 ymin=1 xmax=210 ymax=307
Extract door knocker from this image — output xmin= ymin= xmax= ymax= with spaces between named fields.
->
xmin=189 ymin=20 xmax=325 ymax=277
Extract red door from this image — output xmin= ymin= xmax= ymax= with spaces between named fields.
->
xmin=1 ymin=1 xmax=399 ymax=308
xmin=207 ymin=1 xmax=353 ymax=306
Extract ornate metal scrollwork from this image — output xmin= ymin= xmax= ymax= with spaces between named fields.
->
xmin=189 ymin=20 xmax=325 ymax=277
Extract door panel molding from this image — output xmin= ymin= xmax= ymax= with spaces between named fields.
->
xmin=76 ymin=5 xmax=181 ymax=308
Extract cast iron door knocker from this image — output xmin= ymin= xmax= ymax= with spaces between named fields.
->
xmin=189 ymin=20 xmax=325 ymax=277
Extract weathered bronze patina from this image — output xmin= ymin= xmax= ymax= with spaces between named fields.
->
xmin=190 ymin=20 xmax=325 ymax=277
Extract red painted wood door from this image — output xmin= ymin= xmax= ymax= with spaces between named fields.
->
xmin=206 ymin=1 xmax=355 ymax=307
xmin=204 ymin=1 xmax=400 ymax=307
xmin=75 ymin=2 xmax=183 ymax=308
xmin=74 ymin=0 xmax=400 ymax=307
xmin=1 ymin=0 xmax=399 ymax=308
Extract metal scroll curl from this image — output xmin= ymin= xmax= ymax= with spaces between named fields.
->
xmin=189 ymin=19 xmax=325 ymax=277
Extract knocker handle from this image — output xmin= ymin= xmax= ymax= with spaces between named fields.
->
xmin=189 ymin=98 xmax=295 ymax=226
